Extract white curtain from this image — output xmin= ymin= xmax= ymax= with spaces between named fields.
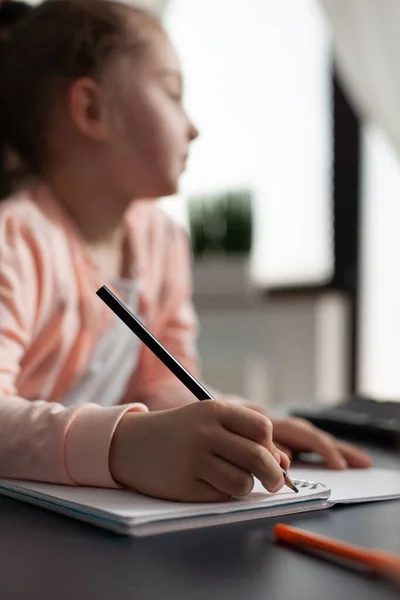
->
xmin=320 ymin=0 xmax=400 ymax=157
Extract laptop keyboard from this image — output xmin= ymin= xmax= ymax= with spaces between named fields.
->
xmin=291 ymin=397 xmax=400 ymax=445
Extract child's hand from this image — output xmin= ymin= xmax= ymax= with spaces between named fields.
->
xmin=268 ymin=416 xmax=373 ymax=469
xmin=109 ymin=400 xmax=290 ymax=502
xmin=220 ymin=397 xmax=372 ymax=470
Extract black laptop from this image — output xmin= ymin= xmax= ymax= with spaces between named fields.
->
xmin=291 ymin=396 xmax=400 ymax=446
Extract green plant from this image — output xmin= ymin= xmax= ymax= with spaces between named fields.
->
xmin=189 ymin=189 xmax=253 ymax=258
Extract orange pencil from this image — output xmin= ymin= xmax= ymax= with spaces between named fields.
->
xmin=273 ymin=524 xmax=400 ymax=582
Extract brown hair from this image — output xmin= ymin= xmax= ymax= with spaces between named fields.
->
xmin=0 ymin=0 xmax=161 ymax=198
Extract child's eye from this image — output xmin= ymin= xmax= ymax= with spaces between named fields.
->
xmin=163 ymin=85 xmax=182 ymax=103
xmin=168 ymin=91 xmax=182 ymax=103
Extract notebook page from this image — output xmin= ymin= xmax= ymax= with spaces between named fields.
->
xmin=0 ymin=477 xmax=330 ymax=526
xmin=291 ymin=467 xmax=400 ymax=503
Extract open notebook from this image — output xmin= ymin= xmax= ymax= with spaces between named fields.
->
xmin=0 ymin=468 xmax=399 ymax=536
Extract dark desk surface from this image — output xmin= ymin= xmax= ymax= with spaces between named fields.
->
xmin=1 ymin=443 xmax=399 ymax=600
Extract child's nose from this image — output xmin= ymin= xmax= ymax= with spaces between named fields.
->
xmin=188 ymin=121 xmax=199 ymax=142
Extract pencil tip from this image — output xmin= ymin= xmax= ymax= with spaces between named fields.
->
xmin=282 ymin=470 xmax=299 ymax=493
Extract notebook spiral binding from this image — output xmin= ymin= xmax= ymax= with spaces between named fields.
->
xmin=292 ymin=479 xmax=327 ymax=490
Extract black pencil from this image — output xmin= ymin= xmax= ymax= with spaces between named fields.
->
xmin=96 ymin=284 xmax=298 ymax=493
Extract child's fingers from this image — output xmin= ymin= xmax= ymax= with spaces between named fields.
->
xmin=276 ymin=449 xmax=291 ymax=471
xmin=269 ymin=446 xmax=291 ymax=471
xmin=218 ymin=401 xmax=274 ymax=448
xmin=217 ymin=401 xmax=284 ymax=470
xmin=201 ymin=455 xmax=254 ymax=498
xmin=335 ymin=441 xmax=373 ymax=468
xmin=271 ymin=417 xmax=371 ymax=470
xmin=192 ymin=480 xmax=232 ymax=503
xmin=234 ymin=404 xmax=291 ymax=469
xmin=304 ymin=431 xmax=349 ymax=469
xmin=274 ymin=443 xmax=293 ymax=460
xmin=212 ymin=428 xmax=285 ymax=493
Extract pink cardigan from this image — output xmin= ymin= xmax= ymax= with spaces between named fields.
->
xmin=0 ymin=185 xmax=198 ymax=487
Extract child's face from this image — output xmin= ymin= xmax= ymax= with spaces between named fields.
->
xmin=105 ymin=28 xmax=198 ymax=199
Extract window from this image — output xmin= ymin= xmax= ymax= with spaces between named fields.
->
xmin=358 ymin=124 xmax=400 ymax=399
xmin=164 ymin=0 xmax=333 ymax=286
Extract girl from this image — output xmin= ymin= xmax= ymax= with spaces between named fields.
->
xmin=0 ymin=0 xmax=370 ymax=503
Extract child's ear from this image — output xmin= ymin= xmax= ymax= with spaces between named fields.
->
xmin=67 ymin=77 xmax=109 ymax=141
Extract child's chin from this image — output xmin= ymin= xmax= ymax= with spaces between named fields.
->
xmin=157 ymin=178 xmax=179 ymax=198
xmin=130 ymin=175 xmax=179 ymax=199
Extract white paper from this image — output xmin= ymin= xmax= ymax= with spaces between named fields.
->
xmin=2 ymin=468 xmax=398 ymax=536
xmin=291 ymin=467 xmax=400 ymax=503
xmin=0 ymin=477 xmax=329 ymax=524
